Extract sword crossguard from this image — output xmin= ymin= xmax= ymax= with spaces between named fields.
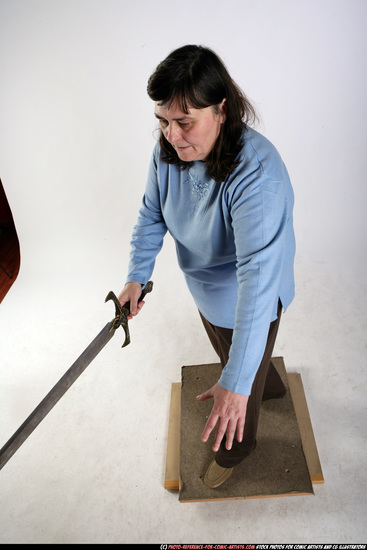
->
xmin=105 ymin=281 xmax=153 ymax=348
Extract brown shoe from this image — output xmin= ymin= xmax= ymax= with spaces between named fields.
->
xmin=203 ymin=459 xmax=234 ymax=488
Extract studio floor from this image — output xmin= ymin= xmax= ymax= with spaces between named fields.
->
xmin=0 ymin=237 xmax=366 ymax=544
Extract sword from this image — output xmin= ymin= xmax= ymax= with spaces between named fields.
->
xmin=0 ymin=281 xmax=153 ymax=470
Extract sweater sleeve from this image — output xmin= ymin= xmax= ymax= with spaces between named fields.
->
xmin=126 ymin=148 xmax=168 ymax=284
xmin=218 ymin=162 xmax=291 ymax=395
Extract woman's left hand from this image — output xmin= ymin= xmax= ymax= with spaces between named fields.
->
xmin=196 ymin=383 xmax=249 ymax=452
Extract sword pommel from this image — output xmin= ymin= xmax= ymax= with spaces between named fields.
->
xmin=105 ymin=281 xmax=153 ymax=348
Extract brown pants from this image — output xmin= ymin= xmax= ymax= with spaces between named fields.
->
xmin=199 ymin=300 xmax=285 ymax=468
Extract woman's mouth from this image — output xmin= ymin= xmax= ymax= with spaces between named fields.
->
xmin=175 ymin=145 xmax=191 ymax=152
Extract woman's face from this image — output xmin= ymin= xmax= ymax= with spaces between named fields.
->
xmin=154 ymin=99 xmax=226 ymax=162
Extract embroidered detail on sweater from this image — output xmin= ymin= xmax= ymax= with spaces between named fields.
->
xmin=186 ymin=171 xmax=210 ymax=199
xmin=185 ymin=170 xmax=210 ymax=214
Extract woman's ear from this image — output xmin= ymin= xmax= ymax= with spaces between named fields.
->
xmin=220 ymin=98 xmax=227 ymax=122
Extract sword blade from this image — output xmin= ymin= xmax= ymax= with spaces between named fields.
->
xmin=0 ymin=321 xmax=114 ymax=470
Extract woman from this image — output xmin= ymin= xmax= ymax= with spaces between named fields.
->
xmin=118 ymin=45 xmax=296 ymax=488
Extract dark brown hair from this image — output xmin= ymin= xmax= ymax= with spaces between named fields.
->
xmin=147 ymin=45 xmax=257 ymax=182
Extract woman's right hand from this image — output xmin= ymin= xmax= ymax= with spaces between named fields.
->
xmin=118 ymin=282 xmax=145 ymax=320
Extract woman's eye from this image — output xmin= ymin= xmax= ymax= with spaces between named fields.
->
xmin=159 ymin=119 xmax=190 ymax=130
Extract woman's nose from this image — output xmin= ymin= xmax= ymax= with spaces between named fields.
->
xmin=165 ymin=122 xmax=181 ymax=143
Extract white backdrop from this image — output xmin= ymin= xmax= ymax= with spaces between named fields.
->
xmin=0 ymin=0 xmax=367 ymax=544
xmin=1 ymin=0 xmax=366 ymax=290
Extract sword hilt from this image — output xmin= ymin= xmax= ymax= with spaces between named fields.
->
xmin=105 ymin=281 xmax=153 ymax=348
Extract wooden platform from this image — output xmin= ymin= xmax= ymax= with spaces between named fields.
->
xmin=165 ymin=357 xmax=323 ymax=502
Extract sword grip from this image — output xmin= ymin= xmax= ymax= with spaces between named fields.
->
xmin=123 ymin=280 xmax=154 ymax=315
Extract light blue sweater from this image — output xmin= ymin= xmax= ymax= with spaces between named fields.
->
xmin=126 ymin=127 xmax=296 ymax=395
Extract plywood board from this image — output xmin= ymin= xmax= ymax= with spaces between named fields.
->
xmin=164 ymin=357 xmax=323 ymax=501
xmin=164 ymin=382 xmax=181 ymax=490
xmin=287 ymin=373 xmax=324 ymax=484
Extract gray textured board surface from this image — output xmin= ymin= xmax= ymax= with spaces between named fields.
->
xmin=179 ymin=357 xmax=314 ymax=502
